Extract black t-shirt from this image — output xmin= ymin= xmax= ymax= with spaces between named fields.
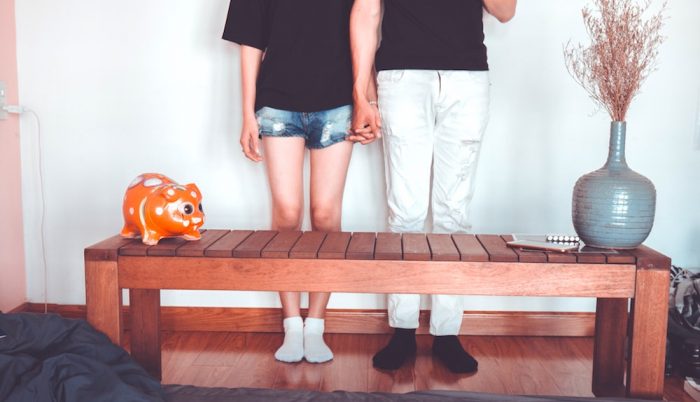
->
xmin=223 ymin=0 xmax=353 ymax=113
xmin=376 ymin=0 xmax=488 ymax=71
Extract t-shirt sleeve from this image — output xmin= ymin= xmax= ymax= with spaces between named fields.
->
xmin=222 ymin=0 xmax=269 ymax=50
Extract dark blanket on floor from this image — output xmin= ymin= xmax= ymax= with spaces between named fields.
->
xmin=163 ymin=385 xmax=656 ymax=402
xmin=0 ymin=313 xmax=164 ymax=402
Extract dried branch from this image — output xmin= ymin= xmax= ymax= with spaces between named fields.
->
xmin=564 ymin=0 xmax=667 ymax=121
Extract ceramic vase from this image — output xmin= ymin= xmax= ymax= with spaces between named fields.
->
xmin=572 ymin=121 xmax=656 ymax=249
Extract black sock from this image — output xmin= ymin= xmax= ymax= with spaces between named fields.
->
xmin=372 ymin=328 xmax=417 ymax=370
xmin=432 ymin=335 xmax=478 ymax=373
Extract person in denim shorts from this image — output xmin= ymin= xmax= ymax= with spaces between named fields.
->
xmin=223 ymin=0 xmax=360 ymax=364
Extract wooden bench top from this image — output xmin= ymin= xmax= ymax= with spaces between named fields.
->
xmin=85 ymin=230 xmax=642 ymax=265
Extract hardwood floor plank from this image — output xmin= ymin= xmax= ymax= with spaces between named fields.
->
xmin=463 ymin=336 xmax=516 ymax=394
xmin=219 ymin=333 xmax=282 ymax=388
xmin=191 ymin=332 xmax=245 ymax=367
xmin=161 ymin=331 xmax=218 ymax=384
xmin=273 ymin=361 xmax=324 ymax=391
xmin=319 ymin=333 xmax=370 ymax=392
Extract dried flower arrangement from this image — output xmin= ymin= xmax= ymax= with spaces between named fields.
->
xmin=564 ymin=0 xmax=667 ymax=121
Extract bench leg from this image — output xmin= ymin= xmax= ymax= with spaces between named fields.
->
xmin=85 ymin=260 xmax=123 ymax=345
xmin=592 ymin=298 xmax=628 ymax=397
xmin=129 ymin=289 xmax=162 ymax=380
xmin=627 ymin=268 xmax=669 ymax=399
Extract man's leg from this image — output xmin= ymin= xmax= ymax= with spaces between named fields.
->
xmin=430 ymin=70 xmax=490 ymax=373
xmin=374 ymin=70 xmax=436 ymax=370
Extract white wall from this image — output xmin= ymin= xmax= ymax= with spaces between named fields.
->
xmin=15 ymin=1 xmax=700 ymax=311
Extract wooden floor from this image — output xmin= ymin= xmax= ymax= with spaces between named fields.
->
xmin=131 ymin=332 xmax=692 ymax=401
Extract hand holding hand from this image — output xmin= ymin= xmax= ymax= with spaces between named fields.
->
xmin=347 ymin=100 xmax=382 ymax=145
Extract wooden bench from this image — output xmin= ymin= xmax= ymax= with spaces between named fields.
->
xmin=84 ymin=230 xmax=670 ymax=400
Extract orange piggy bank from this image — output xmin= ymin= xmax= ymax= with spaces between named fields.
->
xmin=120 ymin=173 xmax=205 ymax=245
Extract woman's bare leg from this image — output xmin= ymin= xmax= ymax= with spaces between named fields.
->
xmin=304 ymin=140 xmax=353 ymax=363
xmin=308 ymin=140 xmax=353 ymax=317
xmin=263 ymin=136 xmax=306 ymax=362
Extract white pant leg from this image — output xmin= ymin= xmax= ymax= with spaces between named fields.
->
xmin=378 ymin=70 xmax=436 ymax=233
xmin=432 ymin=70 xmax=490 ymax=234
xmin=388 ymin=294 xmax=421 ymax=329
xmin=430 ymin=295 xmax=464 ymax=335
xmin=429 ymin=70 xmax=490 ymax=336
xmin=378 ymin=70 xmax=438 ymax=329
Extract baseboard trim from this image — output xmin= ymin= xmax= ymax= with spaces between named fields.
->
xmin=6 ymin=302 xmax=29 ymax=313
xmin=23 ymin=304 xmax=595 ymax=337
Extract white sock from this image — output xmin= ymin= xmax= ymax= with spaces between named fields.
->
xmin=275 ymin=316 xmax=304 ymax=363
xmin=304 ymin=317 xmax=333 ymax=363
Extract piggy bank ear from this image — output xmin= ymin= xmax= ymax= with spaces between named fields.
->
xmin=185 ymin=183 xmax=202 ymax=199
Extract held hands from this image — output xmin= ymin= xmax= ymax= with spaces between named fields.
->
xmin=240 ymin=114 xmax=263 ymax=162
xmin=347 ymin=99 xmax=382 ymax=145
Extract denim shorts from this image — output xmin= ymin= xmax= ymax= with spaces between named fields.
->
xmin=256 ymin=105 xmax=352 ymax=149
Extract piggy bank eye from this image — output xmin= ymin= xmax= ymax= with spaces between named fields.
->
xmin=198 ymin=203 xmax=204 ymax=213
xmin=183 ymin=203 xmax=194 ymax=215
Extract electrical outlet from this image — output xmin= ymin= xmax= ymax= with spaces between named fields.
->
xmin=0 ymin=81 xmax=7 ymax=120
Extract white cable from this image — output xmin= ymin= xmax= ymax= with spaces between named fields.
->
xmin=28 ymin=110 xmax=48 ymax=314
xmin=6 ymin=106 xmax=48 ymax=314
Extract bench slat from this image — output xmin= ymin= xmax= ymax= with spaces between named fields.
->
xmin=290 ymin=232 xmax=327 ymax=259
xmin=148 ymin=237 xmax=190 ymax=256
xmin=261 ymin=231 xmax=302 ymax=258
xmin=402 ymin=233 xmax=431 ymax=261
xmin=375 ymin=233 xmax=402 ymax=260
xmin=233 ymin=231 xmax=278 ymax=258
xmin=451 ymin=234 xmax=489 ymax=262
xmin=606 ymin=249 xmax=637 ymax=264
xmin=575 ymin=252 xmax=607 ymax=264
xmin=85 ymin=235 xmax=138 ymax=261
xmin=176 ymin=230 xmax=230 ymax=257
xmin=427 ymin=234 xmax=459 ymax=261
xmin=501 ymin=235 xmax=547 ymax=263
xmin=346 ymin=232 xmax=376 ymax=260
xmin=120 ymin=239 xmax=151 ymax=256
xmin=477 ymin=235 xmax=518 ymax=262
xmin=318 ymin=232 xmax=351 ymax=259
xmin=204 ymin=230 xmax=253 ymax=257
xmin=547 ymin=251 xmax=578 ymax=264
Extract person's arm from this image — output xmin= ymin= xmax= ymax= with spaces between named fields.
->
xmin=367 ymin=69 xmax=381 ymax=136
xmin=348 ymin=0 xmax=382 ymax=144
xmin=483 ymin=0 xmax=516 ymax=23
xmin=240 ymin=45 xmax=264 ymax=162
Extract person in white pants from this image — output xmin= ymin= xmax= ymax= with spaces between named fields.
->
xmin=349 ymin=0 xmax=516 ymax=373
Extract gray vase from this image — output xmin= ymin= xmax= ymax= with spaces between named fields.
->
xmin=572 ymin=121 xmax=656 ymax=249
